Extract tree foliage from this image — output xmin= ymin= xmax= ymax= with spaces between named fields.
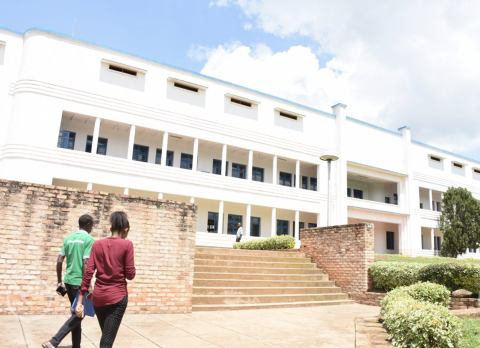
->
xmin=439 ymin=187 xmax=480 ymax=257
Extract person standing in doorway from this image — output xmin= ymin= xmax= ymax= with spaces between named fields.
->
xmin=236 ymin=222 xmax=243 ymax=243
xmin=76 ymin=211 xmax=136 ymax=348
xmin=42 ymin=214 xmax=95 ymax=348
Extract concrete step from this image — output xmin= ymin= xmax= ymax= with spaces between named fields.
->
xmin=193 ymin=279 xmax=336 ymax=288
xmin=192 ymin=300 xmax=356 ymax=311
xmin=195 ymin=259 xmax=316 ymax=268
xmin=196 ymin=247 xmax=305 ymax=258
xmin=193 ymin=293 xmax=349 ymax=305
xmin=195 ymin=253 xmax=311 ymax=263
xmin=194 ymin=265 xmax=323 ymax=275
xmin=193 ymin=286 xmax=343 ymax=295
xmin=194 ymin=272 xmax=329 ymax=281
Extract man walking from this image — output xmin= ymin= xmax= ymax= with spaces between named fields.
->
xmin=235 ymin=222 xmax=243 ymax=243
xmin=42 ymin=214 xmax=95 ymax=348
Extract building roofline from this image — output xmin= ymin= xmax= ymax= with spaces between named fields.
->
xmin=411 ymin=140 xmax=480 ymax=165
xmin=346 ymin=116 xmax=402 ymax=136
xmin=347 ymin=161 xmax=407 ymax=177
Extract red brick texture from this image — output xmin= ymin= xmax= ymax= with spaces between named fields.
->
xmin=0 ymin=180 xmax=197 ymax=315
xmin=300 ymin=223 xmax=375 ymax=302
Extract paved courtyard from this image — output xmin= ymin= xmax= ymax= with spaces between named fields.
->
xmin=3 ymin=304 xmax=380 ymax=348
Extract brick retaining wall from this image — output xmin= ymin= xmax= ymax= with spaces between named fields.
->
xmin=0 ymin=180 xmax=197 ymax=315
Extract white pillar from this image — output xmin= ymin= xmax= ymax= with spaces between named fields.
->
xmin=218 ymin=201 xmax=224 ymax=234
xmin=316 ymin=164 xmax=321 ymax=191
xmin=221 ymin=144 xmax=227 ymax=176
xmin=317 ymin=213 xmax=321 ymax=226
xmin=91 ymin=117 xmax=101 ymax=155
xmin=246 ymin=204 xmax=251 ymax=236
xmin=124 ymin=188 xmax=129 ymax=195
xmin=430 ymin=228 xmax=434 ymax=251
xmin=87 ymin=182 xmax=93 ymax=190
xmin=161 ymin=132 xmax=169 ymax=166
xmin=429 ymin=189 xmax=433 ymax=211
xmin=295 ymin=160 xmax=300 ymax=189
xmin=247 ymin=150 xmax=253 ymax=181
xmin=190 ymin=197 xmax=195 ymax=204
xmin=332 ymin=103 xmax=348 ymax=225
xmin=157 ymin=192 xmax=163 ymax=199
xmin=192 ymin=138 xmax=199 ymax=171
xmin=127 ymin=125 xmax=136 ymax=160
xmin=271 ymin=207 xmax=277 ymax=237
xmin=272 ymin=155 xmax=277 ymax=185
xmin=295 ymin=210 xmax=300 ymax=243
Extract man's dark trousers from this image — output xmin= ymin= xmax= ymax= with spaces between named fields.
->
xmin=49 ymin=284 xmax=83 ymax=348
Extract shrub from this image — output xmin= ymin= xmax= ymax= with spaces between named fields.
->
xmin=233 ymin=235 xmax=295 ymax=250
xmin=369 ymin=261 xmax=425 ymax=290
xmin=381 ymin=283 xmax=461 ymax=348
xmin=421 ymin=263 xmax=480 ymax=294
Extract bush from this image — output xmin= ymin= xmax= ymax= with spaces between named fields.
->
xmin=369 ymin=261 xmax=425 ymax=290
xmin=421 ymin=263 xmax=480 ymax=294
xmin=233 ymin=235 xmax=295 ymax=250
xmin=381 ymin=283 xmax=461 ymax=348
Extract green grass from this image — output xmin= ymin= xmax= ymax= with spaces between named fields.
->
xmin=375 ymin=254 xmax=480 ymax=265
xmin=460 ymin=316 xmax=480 ymax=348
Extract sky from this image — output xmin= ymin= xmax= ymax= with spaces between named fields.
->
xmin=1 ymin=0 xmax=480 ymax=161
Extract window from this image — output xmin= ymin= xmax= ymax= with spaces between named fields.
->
xmin=436 ymin=202 xmax=441 ymax=211
xmin=474 ymin=169 xmax=480 ymax=174
xmin=277 ymin=219 xmax=289 ymax=236
xmin=207 ymin=212 xmax=218 ymax=233
xmin=385 ymin=197 xmax=390 ymax=204
xmin=251 ymin=217 xmax=261 ymax=237
xmin=180 ymin=153 xmax=193 ymax=170
xmin=353 ymin=189 xmax=363 ymax=199
xmin=85 ymin=135 xmax=108 ymax=155
xmin=132 ymin=144 xmax=149 ymax=162
xmin=174 ymin=82 xmax=198 ymax=93
xmin=232 ymin=163 xmax=246 ymax=179
xmin=279 ymin=172 xmax=292 ymax=187
xmin=310 ymin=178 xmax=317 ymax=191
xmin=308 ymin=223 xmax=317 ymax=228
xmin=393 ymin=193 xmax=398 ymax=205
xmin=155 ymin=149 xmax=174 ymax=166
xmin=436 ymin=237 xmax=442 ymax=251
xmin=279 ymin=112 xmax=298 ymax=121
xmin=227 ymin=214 xmax=243 ymax=235
xmin=420 ymin=203 xmax=423 ymax=209
xmin=109 ymin=64 xmax=137 ymax=76
xmin=430 ymin=156 xmax=441 ymax=162
xmin=453 ymin=162 xmax=463 ymax=168
xmin=347 ymin=188 xmax=352 ymax=197
xmin=469 ymin=248 xmax=477 ymax=253
xmin=231 ymin=98 xmax=252 ymax=107
xmin=212 ymin=159 xmax=228 ymax=175
xmin=57 ymin=131 xmax=76 ymax=150
xmin=386 ymin=231 xmax=394 ymax=250
xmin=301 ymin=176 xmax=308 ymax=190
xmin=252 ymin=167 xmax=264 ymax=182
xmin=292 ymin=221 xmax=305 ymax=238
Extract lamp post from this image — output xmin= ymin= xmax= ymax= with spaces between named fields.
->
xmin=320 ymin=154 xmax=339 ymax=226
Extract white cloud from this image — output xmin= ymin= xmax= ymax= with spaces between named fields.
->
xmin=243 ymin=22 xmax=253 ymax=31
xmin=199 ymin=0 xmax=480 ymax=159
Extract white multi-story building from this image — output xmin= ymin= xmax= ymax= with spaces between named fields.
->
xmin=1 ymin=28 xmax=480 ymax=256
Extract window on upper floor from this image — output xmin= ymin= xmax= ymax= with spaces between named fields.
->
xmin=430 ymin=156 xmax=441 ymax=162
xmin=85 ymin=135 xmax=108 ymax=155
xmin=386 ymin=231 xmax=394 ymax=250
xmin=174 ymin=82 xmax=198 ymax=93
xmin=232 ymin=163 xmax=246 ymax=179
xmin=279 ymin=111 xmax=298 ymax=121
xmin=212 ymin=159 xmax=228 ymax=175
xmin=230 ymin=98 xmax=252 ymax=108
xmin=385 ymin=197 xmax=390 ymax=204
xmin=58 ymin=131 xmax=76 ymax=150
xmin=279 ymin=172 xmax=292 ymax=187
xmin=109 ymin=64 xmax=137 ymax=76
xmin=155 ymin=149 xmax=174 ymax=166
xmin=301 ymin=176 xmax=308 ymax=190
xmin=180 ymin=153 xmax=193 ymax=170
xmin=394 ymin=193 xmax=398 ymax=205
xmin=252 ymin=167 xmax=264 ymax=182
xmin=347 ymin=188 xmax=352 ymax=197
xmin=310 ymin=178 xmax=317 ymax=191
xmin=354 ymin=189 xmax=363 ymax=199
xmin=132 ymin=144 xmax=149 ymax=162
xmin=453 ymin=162 xmax=463 ymax=168
xmin=474 ymin=168 xmax=480 ymax=181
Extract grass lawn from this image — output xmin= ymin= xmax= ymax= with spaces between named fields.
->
xmin=375 ymin=254 xmax=480 ymax=265
xmin=460 ymin=316 xmax=480 ymax=348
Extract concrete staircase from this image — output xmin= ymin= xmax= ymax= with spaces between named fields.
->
xmin=193 ymin=247 xmax=355 ymax=311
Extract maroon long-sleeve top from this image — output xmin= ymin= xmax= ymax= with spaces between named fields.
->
xmin=80 ymin=238 xmax=136 ymax=307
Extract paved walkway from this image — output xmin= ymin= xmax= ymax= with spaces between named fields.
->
xmin=3 ymin=304 xmax=380 ymax=348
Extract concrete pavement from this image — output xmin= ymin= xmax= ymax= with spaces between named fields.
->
xmin=2 ymin=304 xmax=380 ymax=348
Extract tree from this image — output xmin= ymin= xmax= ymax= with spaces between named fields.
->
xmin=439 ymin=187 xmax=480 ymax=258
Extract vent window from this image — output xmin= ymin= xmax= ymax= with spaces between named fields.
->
xmin=231 ymin=98 xmax=252 ymax=107
xmin=474 ymin=169 xmax=480 ymax=174
xmin=279 ymin=112 xmax=298 ymax=121
xmin=109 ymin=65 xmax=137 ymax=76
xmin=430 ymin=156 xmax=441 ymax=162
xmin=174 ymin=82 xmax=198 ymax=93
xmin=453 ymin=163 xmax=463 ymax=168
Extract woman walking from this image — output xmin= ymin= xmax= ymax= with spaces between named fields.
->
xmin=75 ymin=211 xmax=136 ymax=347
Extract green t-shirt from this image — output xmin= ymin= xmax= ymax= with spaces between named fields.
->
xmin=60 ymin=230 xmax=94 ymax=286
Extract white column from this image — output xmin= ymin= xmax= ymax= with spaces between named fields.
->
xmin=87 ymin=182 xmax=93 ymax=190
xmin=316 ymin=164 xmax=321 ymax=192
xmin=192 ymin=138 xmax=199 ymax=171
xmin=271 ymin=207 xmax=277 ymax=237
xmin=295 ymin=210 xmax=300 ymax=243
xmin=157 ymin=192 xmax=163 ymax=199
xmin=190 ymin=197 xmax=195 ymax=204
xmin=428 ymin=189 xmax=433 ymax=211
xmin=430 ymin=228 xmax=434 ymax=251
xmin=295 ymin=160 xmax=300 ymax=189
xmin=247 ymin=150 xmax=253 ymax=181
xmin=332 ymin=103 xmax=348 ymax=225
xmin=127 ymin=125 xmax=136 ymax=160
xmin=124 ymin=188 xmax=129 ymax=195
xmin=221 ymin=144 xmax=227 ymax=176
xmin=245 ymin=204 xmax=251 ymax=237
xmin=272 ymin=155 xmax=277 ymax=185
xmin=317 ymin=213 xmax=321 ymax=226
xmin=91 ymin=117 xmax=101 ymax=155
xmin=161 ymin=132 xmax=169 ymax=166
xmin=218 ymin=201 xmax=224 ymax=234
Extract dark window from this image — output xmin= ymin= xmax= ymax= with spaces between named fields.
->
xmin=469 ymin=248 xmax=476 ymax=253
xmin=308 ymin=223 xmax=317 ymax=228
xmin=430 ymin=156 xmax=441 ymax=162
xmin=232 ymin=163 xmax=246 ymax=179
xmin=250 ymin=217 xmax=260 ymax=237
xmin=212 ymin=159 xmax=228 ymax=175
xmin=227 ymin=214 xmax=243 ymax=235
xmin=474 ymin=169 xmax=480 ymax=174
xmin=353 ymin=189 xmax=363 ymax=199
xmin=132 ymin=144 xmax=149 ymax=162
xmin=85 ymin=135 xmax=108 ymax=155
xmin=279 ymin=172 xmax=292 ymax=187
xmin=347 ymin=188 xmax=352 ymax=197
xmin=393 ymin=193 xmax=398 ymax=205
xmin=277 ymin=219 xmax=289 ymax=236
xmin=174 ymin=82 xmax=198 ymax=93
xmin=292 ymin=222 xmax=304 ymax=238
xmin=109 ymin=65 xmax=137 ymax=76
xmin=386 ymin=231 xmax=394 ymax=250
xmin=453 ymin=162 xmax=463 ymax=168
xmin=436 ymin=237 xmax=443 ymax=251
xmin=420 ymin=203 xmax=423 ymax=209
xmin=207 ymin=212 xmax=218 ymax=233
xmin=279 ymin=112 xmax=297 ymax=121
xmin=155 ymin=149 xmax=173 ymax=166
xmin=57 ymin=131 xmax=76 ymax=150
xmin=252 ymin=167 xmax=264 ymax=182
xmin=180 ymin=153 xmax=193 ymax=170
xmin=301 ymin=176 xmax=308 ymax=190
xmin=231 ymin=98 xmax=252 ymax=107
xmin=310 ymin=177 xmax=317 ymax=191
xmin=385 ymin=197 xmax=390 ymax=204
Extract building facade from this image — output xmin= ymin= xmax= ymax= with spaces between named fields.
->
xmin=1 ymin=28 xmax=480 ymax=256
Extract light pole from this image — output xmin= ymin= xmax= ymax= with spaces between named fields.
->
xmin=320 ymin=154 xmax=339 ymax=226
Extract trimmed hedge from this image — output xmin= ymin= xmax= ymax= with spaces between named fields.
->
xmin=381 ymin=282 xmax=461 ymax=348
xmin=369 ymin=261 xmax=424 ymax=290
xmin=233 ymin=235 xmax=295 ymax=250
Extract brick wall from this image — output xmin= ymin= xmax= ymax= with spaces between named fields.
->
xmin=300 ymin=223 xmax=375 ymax=302
xmin=0 ymin=180 xmax=197 ymax=315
